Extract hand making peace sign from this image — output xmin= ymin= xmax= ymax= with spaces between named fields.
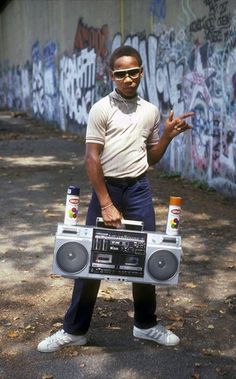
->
xmin=164 ymin=110 xmax=195 ymax=139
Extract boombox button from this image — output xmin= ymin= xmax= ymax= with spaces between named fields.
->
xmin=162 ymin=237 xmax=178 ymax=244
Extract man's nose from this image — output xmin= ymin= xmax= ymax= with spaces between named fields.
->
xmin=123 ymin=74 xmax=133 ymax=82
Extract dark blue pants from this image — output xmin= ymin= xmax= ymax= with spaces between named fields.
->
xmin=63 ymin=176 xmax=157 ymax=334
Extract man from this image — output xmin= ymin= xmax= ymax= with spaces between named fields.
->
xmin=38 ymin=45 xmax=193 ymax=353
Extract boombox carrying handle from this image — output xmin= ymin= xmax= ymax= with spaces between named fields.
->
xmin=96 ymin=217 xmax=144 ymax=231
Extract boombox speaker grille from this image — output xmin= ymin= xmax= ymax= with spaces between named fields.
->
xmin=56 ymin=242 xmax=89 ymax=273
xmin=148 ymin=249 xmax=178 ymax=281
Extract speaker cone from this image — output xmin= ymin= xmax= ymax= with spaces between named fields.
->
xmin=56 ymin=242 xmax=88 ymax=273
xmin=148 ymin=249 xmax=178 ymax=281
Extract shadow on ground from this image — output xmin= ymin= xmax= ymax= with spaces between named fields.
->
xmin=0 ymin=115 xmax=235 ymax=379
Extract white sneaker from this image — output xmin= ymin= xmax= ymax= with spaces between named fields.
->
xmin=133 ymin=324 xmax=180 ymax=346
xmin=37 ymin=329 xmax=87 ymax=353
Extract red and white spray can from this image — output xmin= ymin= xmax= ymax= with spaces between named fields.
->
xmin=64 ymin=185 xmax=80 ymax=225
xmin=165 ymin=196 xmax=183 ymax=236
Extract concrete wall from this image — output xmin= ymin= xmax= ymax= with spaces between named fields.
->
xmin=0 ymin=0 xmax=236 ymax=197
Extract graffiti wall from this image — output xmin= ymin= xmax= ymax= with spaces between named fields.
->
xmin=0 ymin=1 xmax=235 ymax=196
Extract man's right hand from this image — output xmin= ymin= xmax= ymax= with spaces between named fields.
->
xmin=101 ymin=203 xmax=122 ymax=228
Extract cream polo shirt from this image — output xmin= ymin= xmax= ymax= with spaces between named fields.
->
xmin=86 ymin=90 xmax=160 ymax=178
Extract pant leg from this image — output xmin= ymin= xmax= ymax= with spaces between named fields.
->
xmin=132 ymin=283 xmax=157 ymax=328
xmin=122 ymin=177 xmax=157 ymax=328
xmin=63 ymin=278 xmax=100 ymax=335
xmin=63 ymin=186 xmax=123 ymax=334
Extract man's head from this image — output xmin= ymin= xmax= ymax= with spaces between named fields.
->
xmin=109 ymin=46 xmax=142 ymax=70
xmin=109 ymin=45 xmax=143 ymax=98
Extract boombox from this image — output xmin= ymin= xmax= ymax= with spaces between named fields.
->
xmin=52 ymin=219 xmax=182 ymax=285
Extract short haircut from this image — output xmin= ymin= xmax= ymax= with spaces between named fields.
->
xmin=109 ymin=45 xmax=142 ymax=70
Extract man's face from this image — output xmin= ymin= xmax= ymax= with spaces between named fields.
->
xmin=111 ymin=56 xmax=143 ymax=98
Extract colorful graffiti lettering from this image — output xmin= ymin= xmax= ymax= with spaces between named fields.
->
xmin=74 ymin=18 xmax=109 ymax=58
xmin=59 ymin=48 xmax=96 ymax=130
xmin=43 ymin=41 xmax=58 ymax=121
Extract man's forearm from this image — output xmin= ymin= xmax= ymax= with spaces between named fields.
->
xmin=147 ymin=134 xmax=172 ymax=165
xmin=148 ymin=109 xmax=194 ymax=165
xmin=85 ymin=146 xmax=122 ymax=227
xmin=85 ymin=154 xmax=112 ymax=208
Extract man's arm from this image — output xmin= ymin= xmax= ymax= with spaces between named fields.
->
xmin=85 ymin=142 xmax=122 ymax=227
xmin=148 ymin=110 xmax=194 ymax=165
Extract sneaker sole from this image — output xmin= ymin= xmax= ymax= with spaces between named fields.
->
xmin=133 ymin=331 xmax=180 ymax=346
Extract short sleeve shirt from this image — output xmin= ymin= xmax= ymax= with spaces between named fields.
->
xmin=86 ymin=90 xmax=160 ymax=178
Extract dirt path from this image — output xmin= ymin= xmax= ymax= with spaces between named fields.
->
xmin=0 ymin=113 xmax=235 ymax=379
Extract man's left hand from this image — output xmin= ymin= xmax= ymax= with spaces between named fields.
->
xmin=165 ymin=110 xmax=194 ymax=139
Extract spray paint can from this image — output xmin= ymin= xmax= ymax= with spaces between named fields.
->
xmin=64 ymin=185 xmax=80 ymax=225
xmin=166 ymin=196 xmax=183 ymax=236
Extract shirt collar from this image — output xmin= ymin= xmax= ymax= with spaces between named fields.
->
xmin=110 ymin=89 xmax=141 ymax=105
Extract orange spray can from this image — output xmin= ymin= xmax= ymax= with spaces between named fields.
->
xmin=165 ymin=196 xmax=183 ymax=236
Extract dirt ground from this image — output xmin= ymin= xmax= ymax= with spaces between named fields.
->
xmin=0 ymin=113 xmax=235 ymax=379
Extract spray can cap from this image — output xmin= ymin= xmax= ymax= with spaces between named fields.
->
xmin=67 ymin=185 xmax=80 ymax=196
xmin=169 ymin=196 xmax=183 ymax=206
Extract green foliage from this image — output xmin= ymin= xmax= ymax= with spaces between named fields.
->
xmin=190 ymin=179 xmax=216 ymax=192
xmin=159 ymin=171 xmax=181 ymax=179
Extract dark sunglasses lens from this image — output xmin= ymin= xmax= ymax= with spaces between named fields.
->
xmin=129 ymin=69 xmax=140 ymax=77
xmin=114 ymin=71 xmax=126 ymax=79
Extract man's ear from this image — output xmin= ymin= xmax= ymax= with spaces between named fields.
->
xmin=140 ymin=67 xmax=144 ymax=77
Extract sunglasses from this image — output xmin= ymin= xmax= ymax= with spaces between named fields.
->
xmin=112 ymin=66 xmax=142 ymax=80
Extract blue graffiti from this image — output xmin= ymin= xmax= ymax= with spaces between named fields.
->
xmin=43 ymin=41 xmax=58 ymax=121
xmin=149 ymin=0 xmax=166 ymax=21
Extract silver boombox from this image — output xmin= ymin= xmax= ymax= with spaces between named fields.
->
xmin=52 ymin=218 xmax=182 ymax=285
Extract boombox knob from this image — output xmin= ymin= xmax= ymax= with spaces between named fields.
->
xmin=56 ymin=242 xmax=89 ymax=273
xmin=148 ymin=249 xmax=178 ymax=281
